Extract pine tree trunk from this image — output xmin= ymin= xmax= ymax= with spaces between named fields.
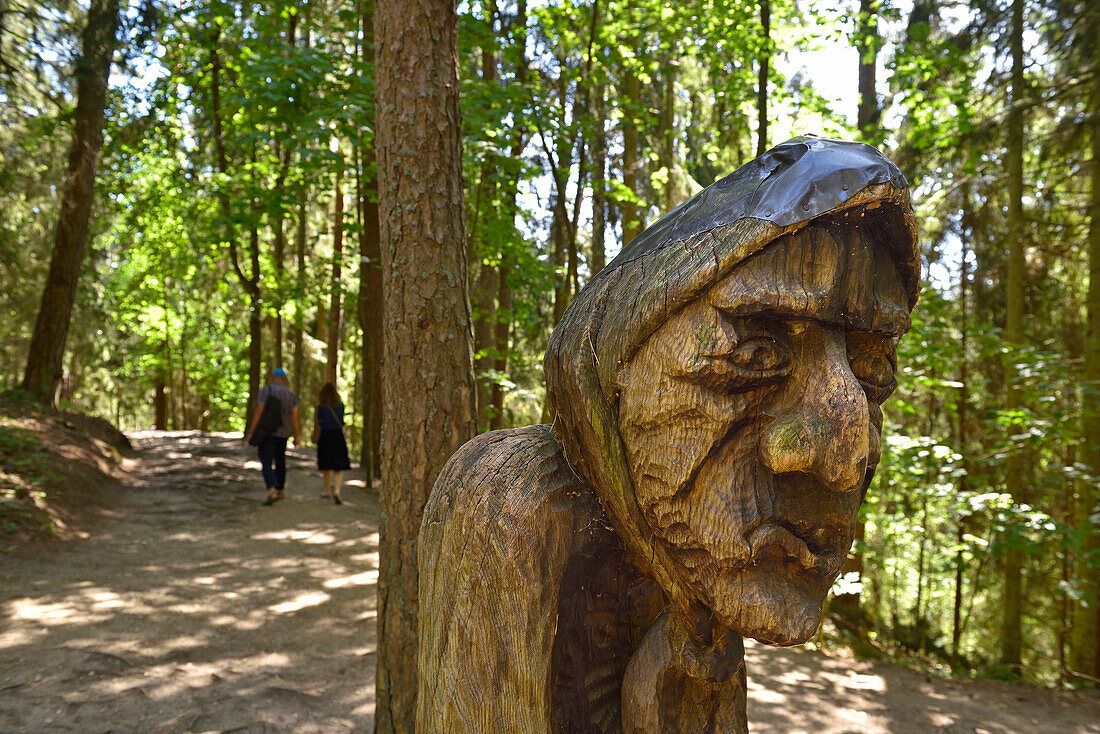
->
xmin=489 ymin=257 xmax=512 ymax=431
xmin=375 ymin=0 xmax=476 ymax=729
xmin=293 ymin=190 xmax=307 ymax=392
xmin=953 ymin=185 xmax=972 ymax=666
xmin=326 ymin=160 xmax=344 ymax=385
xmin=471 ymin=5 xmax=499 ymax=431
xmin=356 ymin=0 xmax=383 ymax=479
xmin=22 ymin=0 xmax=120 ymax=404
xmin=1000 ymin=0 xmax=1026 ymax=674
xmin=756 ymin=0 xmax=770 ymax=156
xmin=856 ymin=0 xmax=878 ymax=142
xmin=1073 ymin=4 xmax=1100 ymax=680
xmin=621 ymin=69 xmax=642 ymax=245
xmin=660 ymin=58 xmax=677 ymax=211
xmin=592 ymin=80 xmax=607 ymax=277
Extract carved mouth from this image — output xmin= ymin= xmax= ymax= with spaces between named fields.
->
xmin=746 ymin=519 xmax=845 ymax=576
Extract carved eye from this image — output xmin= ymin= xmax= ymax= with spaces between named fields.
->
xmin=729 ymin=337 xmax=786 ymax=373
xmin=846 ymin=332 xmax=897 ymax=402
xmin=722 ymin=322 xmax=793 ymax=388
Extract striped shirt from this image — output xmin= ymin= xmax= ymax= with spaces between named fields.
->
xmin=257 ymin=383 xmax=299 ymax=438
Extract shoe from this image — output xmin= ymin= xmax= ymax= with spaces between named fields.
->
xmin=333 ymin=495 xmax=343 ymax=505
xmin=262 ymin=495 xmax=276 ymax=506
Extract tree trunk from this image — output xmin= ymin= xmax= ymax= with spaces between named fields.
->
xmin=357 ymin=0 xmax=383 ymax=480
xmin=294 ymin=189 xmax=307 ymax=390
xmin=246 ymin=224 xmax=263 ymax=427
xmin=1000 ymin=0 xmax=1026 ymax=675
xmin=856 ymin=0 xmax=878 ymax=142
xmin=591 ymin=79 xmax=607 ymax=277
xmin=471 ymin=3 xmax=499 ymax=431
xmin=22 ymin=0 xmax=120 ymax=404
xmin=621 ymin=68 xmax=643 ymax=245
xmin=1073 ymin=5 xmax=1100 ymax=680
xmin=326 ymin=159 xmax=344 ymax=385
xmin=756 ymin=0 xmax=770 ymax=157
xmin=154 ymin=369 xmax=167 ymax=430
xmin=489 ymin=257 xmax=512 ymax=430
xmin=375 ymin=0 xmax=477 ymax=729
xmin=953 ymin=185 xmax=972 ymax=666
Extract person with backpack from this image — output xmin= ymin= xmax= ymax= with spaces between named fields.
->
xmin=312 ymin=381 xmax=352 ymax=505
xmin=245 ymin=368 xmax=301 ymax=506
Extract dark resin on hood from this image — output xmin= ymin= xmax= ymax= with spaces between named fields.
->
xmin=604 ymin=135 xmax=908 ymax=273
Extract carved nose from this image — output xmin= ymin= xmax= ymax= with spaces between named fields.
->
xmin=760 ymin=335 xmax=870 ymax=492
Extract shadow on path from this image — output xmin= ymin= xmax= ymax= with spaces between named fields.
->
xmin=746 ymin=640 xmax=1100 ymax=734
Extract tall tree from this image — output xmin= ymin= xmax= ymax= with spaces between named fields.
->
xmin=325 ymin=157 xmax=344 ymax=384
xmin=1000 ymin=0 xmax=1027 ymax=675
xmin=357 ymin=0 xmax=383 ymax=480
xmin=374 ymin=0 xmax=476 ymax=731
xmin=756 ymin=0 xmax=770 ymax=156
xmin=621 ymin=65 xmax=642 ymax=245
xmin=856 ymin=0 xmax=879 ymax=142
xmin=22 ymin=0 xmax=120 ymax=404
xmin=1074 ymin=1 xmax=1100 ymax=680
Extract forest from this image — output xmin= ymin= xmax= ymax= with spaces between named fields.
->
xmin=1 ymin=0 xmax=1098 ymax=717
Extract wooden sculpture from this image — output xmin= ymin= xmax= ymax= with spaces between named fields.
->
xmin=417 ymin=135 xmax=921 ymax=733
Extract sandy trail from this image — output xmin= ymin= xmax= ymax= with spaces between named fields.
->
xmin=1 ymin=431 xmax=1098 ymax=734
xmin=1 ymin=431 xmax=378 ymax=733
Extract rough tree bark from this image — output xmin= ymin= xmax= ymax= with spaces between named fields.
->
xmin=22 ymin=0 xmax=120 ymax=404
xmin=374 ymin=0 xmax=477 ymax=730
xmin=1000 ymin=0 xmax=1026 ymax=675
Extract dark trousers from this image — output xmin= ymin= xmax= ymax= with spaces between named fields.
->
xmin=258 ymin=436 xmax=288 ymax=491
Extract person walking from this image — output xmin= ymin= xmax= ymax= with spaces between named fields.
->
xmin=313 ymin=381 xmax=352 ymax=505
xmin=245 ymin=368 xmax=301 ymax=506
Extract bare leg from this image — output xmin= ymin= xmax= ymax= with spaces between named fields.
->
xmin=333 ymin=471 xmax=344 ymax=504
xmin=322 ymin=470 xmax=332 ymax=498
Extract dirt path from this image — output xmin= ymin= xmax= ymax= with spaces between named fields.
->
xmin=1 ymin=432 xmax=378 ymax=733
xmin=2 ymin=431 xmax=1098 ymax=733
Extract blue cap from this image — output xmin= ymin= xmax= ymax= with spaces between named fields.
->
xmin=272 ymin=368 xmax=288 ymax=378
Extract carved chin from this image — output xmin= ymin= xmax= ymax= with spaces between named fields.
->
xmin=706 ymin=566 xmax=832 ymax=646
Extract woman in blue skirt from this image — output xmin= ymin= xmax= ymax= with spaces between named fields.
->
xmin=313 ymin=382 xmax=352 ymax=504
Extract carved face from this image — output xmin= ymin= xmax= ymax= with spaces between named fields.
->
xmin=618 ymin=222 xmax=910 ymax=645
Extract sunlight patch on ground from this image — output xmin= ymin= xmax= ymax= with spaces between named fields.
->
xmin=10 ymin=600 xmax=77 ymax=623
xmin=323 ymin=570 xmax=378 ymax=589
xmin=843 ymin=673 xmax=885 ymax=691
xmin=252 ymin=528 xmax=337 ymax=544
xmin=269 ymin=591 xmax=330 ymax=614
xmin=87 ymin=590 xmax=127 ymax=611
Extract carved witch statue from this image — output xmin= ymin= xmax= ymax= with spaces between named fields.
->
xmin=417 ymin=135 xmax=920 ymax=733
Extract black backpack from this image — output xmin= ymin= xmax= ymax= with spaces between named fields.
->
xmin=248 ymin=395 xmax=283 ymax=446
